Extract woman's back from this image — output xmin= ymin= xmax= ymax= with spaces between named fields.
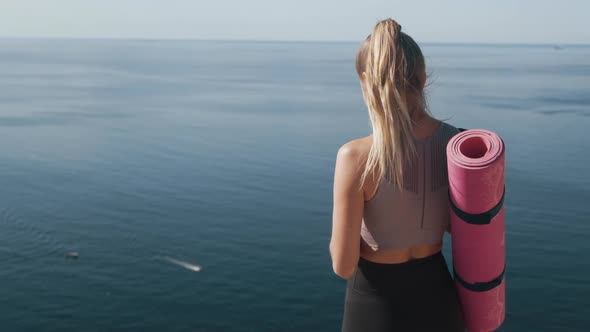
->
xmin=362 ymin=121 xmax=460 ymax=249
xmin=341 ymin=118 xmax=460 ymax=264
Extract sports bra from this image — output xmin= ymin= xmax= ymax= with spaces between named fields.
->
xmin=361 ymin=121 xmax=461 ymax=250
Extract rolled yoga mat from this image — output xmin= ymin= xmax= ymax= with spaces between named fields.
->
xmin=447 ymin=129 xmax=506 ymax=332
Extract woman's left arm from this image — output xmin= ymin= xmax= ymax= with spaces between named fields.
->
xmin=329 ymin=143 xmax=365 ymax=279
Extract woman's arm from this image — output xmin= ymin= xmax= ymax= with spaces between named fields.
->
xmin=329 ymin=143 xmax=365 ymax=279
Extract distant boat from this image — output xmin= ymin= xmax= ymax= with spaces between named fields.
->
xmin=65 ymin=251 xmax=79 ymax=259
xmin=553 ymin=45 xmax=564 ymax=50
xmin=157 ymin=256 xmax=201 ymax=272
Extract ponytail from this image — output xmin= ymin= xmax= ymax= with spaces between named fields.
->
xmin=356 ymin=19 xmax=428 ymax=190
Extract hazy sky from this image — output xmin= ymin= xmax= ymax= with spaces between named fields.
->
xmin=1 ymin=0 xmax=588 ymax=44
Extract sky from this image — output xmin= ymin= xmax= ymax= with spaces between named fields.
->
xmin=0 ymin=0 xmax=588 ymax=44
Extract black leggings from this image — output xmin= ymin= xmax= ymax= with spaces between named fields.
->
xmin=342 ymin=251 xmax=465 ymax=332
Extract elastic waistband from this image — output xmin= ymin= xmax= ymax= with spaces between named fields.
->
xmin=358 ymin=251 xmax=443 ymax=270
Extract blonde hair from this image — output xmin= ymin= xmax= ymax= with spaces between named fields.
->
xmin=356 ymin=18 xmax=429 ymax=190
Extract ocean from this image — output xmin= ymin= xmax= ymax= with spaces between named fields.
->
xmin=0 ymin=39 xmax=589 ymax=331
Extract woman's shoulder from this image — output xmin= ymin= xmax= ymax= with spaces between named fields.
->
xmin=337 ymin=136 xmax=372 ymax=160
xmin=335 ymin=136 xmax=372 ymax=175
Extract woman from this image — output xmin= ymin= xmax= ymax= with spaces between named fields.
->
xmin=329 ymin=19 xmax=465 ymax=331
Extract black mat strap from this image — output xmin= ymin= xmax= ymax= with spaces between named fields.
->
xmin=454 ymin=264 xmax=506 ymax=292
xmin=449 ymin=187 xmax=505 ymax=225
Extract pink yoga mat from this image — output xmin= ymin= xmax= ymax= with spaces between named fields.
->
xmin=447 ymin=129 xmax=506 ymax=332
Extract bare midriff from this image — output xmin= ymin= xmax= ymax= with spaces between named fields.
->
xmin=360 ymin=240 xmax=443 ymax=264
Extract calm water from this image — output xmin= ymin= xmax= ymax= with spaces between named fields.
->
xmin=0 ymin=39 xmax=589 ymax=331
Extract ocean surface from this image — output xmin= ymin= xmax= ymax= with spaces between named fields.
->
xmin=0 ymin=39 xmax=589 ymax=331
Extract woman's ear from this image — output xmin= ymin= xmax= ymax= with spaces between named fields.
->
xmin=360 ymin=73 xmax=369 ymax=103
xmin=360 ymin=72 xmax=368 ymax=93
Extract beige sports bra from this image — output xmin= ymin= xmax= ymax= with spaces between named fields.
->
xmin=361 ymin=121 xmax=460 ymax=250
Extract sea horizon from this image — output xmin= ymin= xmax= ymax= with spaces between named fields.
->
xmin=0 ymin=36 xmax=588 ymax=47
